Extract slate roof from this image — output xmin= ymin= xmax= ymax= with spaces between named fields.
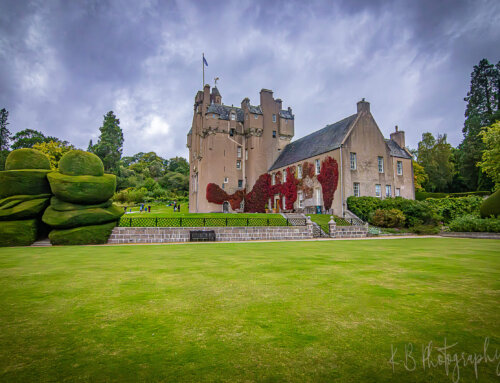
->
xmin=206 ymin=104 xmax=244 ymax=122
xmin=211 ymin=87 xmax=221 ymax=96
xmin=279 ymin=109 xmax=294 ymax=120
xmin=269 ymin=114 xmax=357 ymax=170
xmin=248 ymin=105 xmax=263 ymax=115
xmin=385 ymin=139 xmax=412 ymax=159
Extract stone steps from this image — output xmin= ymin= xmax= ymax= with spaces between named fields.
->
xmin=31 ymin=238 xmax=52 ymax=247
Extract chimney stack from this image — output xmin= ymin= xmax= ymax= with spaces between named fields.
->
xmin=390 ymin=125 xmax=405 ymax=148
xmin=357 ymin=98 xmax=370 ymax=114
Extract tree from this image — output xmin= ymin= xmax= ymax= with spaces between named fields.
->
xmin=11 ymin=129 xmax=46 ymax=149
xmin=166 ymin=156 xmax=189 ymax=175
xmin=412 ymin=160 xmax=428 ymax=192
xmin=478 ymin=121 xmax=500 ymax=191
xmin=32 ymin=140 xmax=75 ymax=170
xmin=90 ymin=111 xmax=124 ymax=174
xmin=457 ymin=58 xmax=500 ymax=190
xmin=0 ymin=108 xmax=11 ymax=151
xmin=417 ymin=133 xmax=454 ymax=192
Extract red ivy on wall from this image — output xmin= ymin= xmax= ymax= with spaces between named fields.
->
xmin=317 ymin=156 xmax=339 ymax=211
xmin=244 ymin=174 xmax=271 ymax=213
xmin=282 ymin=166 xmax=298 ymax=210
xmin=206 ymin=183 xmax=245 ymax=210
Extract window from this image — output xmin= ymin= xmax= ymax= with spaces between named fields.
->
xmin=375 ymin=184 xmax=381 ymax=197
xmin=298 ymin=191 xmax=304 ymax=208
xmin=350 ymin=152 xmax=357 ymax=170
xmin=236 ymin=160 xmax=241 ymax=169
xmin=254 ymin=114 xmax=258 ymax=119
xmin=229 ymin=128 xmax=235 ymax=137
xmin=353 ymin=182 xmax=360 ymax=197
xmin=272 ymin=173 xmax=276 ymax=185
xmin=237 ymin=146 xmax=242 ymax=158
xmin=245 ymin=149 xmax=248 ymax=160
xmin=282 ymin=196 xmax=286 ymax=209
xmin=297 ymin=164 xmax=302 ymax=179
xmin=230 ymin=113 xmax=236 ymax=121
xmin=395 ymin=188 xmax=400 ymax=197
xmin=272 ymin=114 xmax=276 ymax=122
xmin=272 ymin=130 xmax=276 ymax=138
xmin=283 ymin=170 xmax=287 ymax=183
xmin=238 ymin=179 xmax=243 ymax=188
xmin=315 ymin=159 xmax=320 ymax=175
xmin=385 ymin=185 xmax=391 ymax=197
xmin=315 ymin=188 xmax=321 ymax=205
xmin=224 ymin=177 xmax=229 ymax=183
xmin=397 ymin=161 xmax=403 ymax=175
xmin=378 ymin=156 xmax=384 ymax=173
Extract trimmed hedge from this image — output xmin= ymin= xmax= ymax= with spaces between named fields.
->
xmin=42 ymin=204 xmax=124 ymax=229
xmin=5 ymin=148 xmax=51 ymax=170
xmin=0 ymin=197 xmax=50 ymax=221
xmin=58 ymin=150 xmax=104 ymax=177
xmin=0 ymin=194 xmax=51 ymax=209
xmin=448 ymin=215 xmax=500 ymax=232
xmin=415 ymin=191 xmax=490 ymax=201
xmin=0 ymin=219 xmax=38 ymax=247
xmin=480 ymin=190 xmax=500 ymax=218
xmin=50 ymin=197 xmax=112 ymax=212
xmin=48 ymin=221 xmax=117 ymax=245
xmin=0 ymin=169 xmax=51 ymax=198
xmin=47 ymin=172 xmax=116 ymax=204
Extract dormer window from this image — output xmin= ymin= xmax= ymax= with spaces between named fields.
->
xmin=231 ymin=113 xmax=236 ymax=121
xmin=254 ymin=114 xmax=258 ymax=119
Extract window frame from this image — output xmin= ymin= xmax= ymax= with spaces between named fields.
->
xmin=375 ymin=184 xmax=381 ymax=198
xmin=238 ymin=179 xmax=243 ymax=188
xmin=297 ymin=164 xmax=302 ymax=179
xmin=224 ymin=177 xmax=229 ymax=183
xmin=378 ymin=156 xmax=384 ymax=173
xmin=395 ymin=188 xmax=401 ymax=197
xmin=230 ymin=113 xmax=236 ymax=121
xmin=236 ymin=160 xmax=241 ymax=170
xmin=272 ymin=114 xmax=276 ymax=123
xmin=315 ymin=159 xmax=320 ymax=175
xmin=353 ymin=182 xmax=360 ymax=197
xmin=297 ymin=191 xmax=304 ymax=208
xmin=237 ymin=146 xmax=242 ymax=158
xmin=272 ymin=130 xmax=276 ymax=138
xmin=350 ymin=152 xmax=357 ymax=170
xmin=385 ymin=185 xmax=391 ymax=197
xmin=397 ymin=161 xmax=403 ymax=175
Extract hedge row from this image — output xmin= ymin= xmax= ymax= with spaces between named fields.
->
xmin=415 ymin=191 xmax=490 ymax=201
xmin=448 ymin=215 xmax=500 ymax=233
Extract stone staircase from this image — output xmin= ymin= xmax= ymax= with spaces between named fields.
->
xmin=282 ymin=213 xmax=328 ymax=238
xmin=31 ymin=238 xmax=52 ymax=247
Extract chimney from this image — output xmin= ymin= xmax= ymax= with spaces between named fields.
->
xmin=276 ymin=98 xmax=283 ymax=110
xmin=357 ymin=98 xmax=370 ymax=114
xmin=241 ymin=97 xmax=250 ymax=110
xmin=390 ymin=125 xmax=405 ymax=148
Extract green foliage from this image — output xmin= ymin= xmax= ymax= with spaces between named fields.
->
xmin=32 ymin=141 xmax=76 ymax=170
xmin=370 ymin=208 xmax=405 ymax=228
xmin=425 ymin=196 xmax=482 ymax=223
xmin=0 ymin=219 xmax=38 ymax=246
xmin=410 ymin=224 xmax=441 ymax=235
xmin=0 ymin=149 xmax=8 ymax=171
xmin=412 ymin=160 xmax=428 ymax=191
xmin=448 ymin=215 xmax=500 ymax=232
xmin=58 ymin=150 xmax=104 ymax=176
xmin=478 ymin=121 xmax=500 ymax=190
xmin=417 ymin=132 xmax=454 ymax=192
xmin=480 ymin=189 xmax=500 ymax=218
xmin=48 ymin=221 xmax=117 ymax=245
xmin=0 ymin=108 xmax=11 ymax=151
xmin=42 ymin=204 xmax=124 ymax=229
xmin=0 ymin=197 xmax=50 ymax=221
xmin=415 ymin=191 xmax=490 ymax=200
xmin=47 ymin=172 xmax=116 ymax=204
xmin=90 ymin=111 xmax=124 ymax=174
xmin=11 ymin=129 xmax=67 ymax=150
xmin=5 ymin=148 xmax=51 ymax=170
xmin=0 ymin=169 xmax=51 ymax=198
xmin=50 ymin=196 xmax=112 ymax=212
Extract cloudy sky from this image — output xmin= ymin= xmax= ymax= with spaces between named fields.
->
xmin=1 ymin=0 xmax=499 ymax=159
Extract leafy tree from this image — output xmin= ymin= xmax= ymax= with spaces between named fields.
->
xmin=10 ymin=128 xmax=67 ymax=150
xmin=417 ymin=133 xmax=454 ymax=192
xmin=412 ymin=160 xmax=428 ymax=192
xmin=457 ymin=58 xmax=499 ymax=190
xmin=0 ymin=108 xmax=11 ymax=151
xmin=166 ymin=156 xmax=189 ymax=175
xmin=33 ymin=140 xmax=75 ymax=170
xmin=90 ymin=111 xmax=124 ymax=174
xmin=478 ymin=121 xmax=500 ymax=191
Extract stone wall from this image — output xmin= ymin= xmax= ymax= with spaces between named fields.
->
xmin=440 ymin=232 xmax=500 ymax=240
xmin=108 ymin=224 xmax=314 ymax=244
xmin=329 ymin=219 xmax=368 ymax=238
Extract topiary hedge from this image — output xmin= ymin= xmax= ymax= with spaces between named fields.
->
xmin=0 ymin=219 xmax=38 ymax=247
xmin=0 ymin=170 xmax=51 ymax=198
xmin=0 ymin=197 xmax=50 ymax=221
xmin=415 ymin=191 xmax=490 ymax=200
xmin=4 ymin=148 xmax=51 ymax=170
xmin=0 ymin=194 xmax=51 ymax=209
xmin=47 ymin=172 xmax=116 ymax=204
xmin=42 ymin=204 xmax=124 ymax=229
xmin=58 ymin=150 xmax=104 ymax=177
xmin=48 ymin=221 xmax=117 ymax=245
xmin=480 ymin=189 xmax=500 ymax=218
xmin=49 ymin=196 xmax=112 ymax=212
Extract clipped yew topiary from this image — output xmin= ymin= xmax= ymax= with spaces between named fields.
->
xmin=480 ymin=189 xmax=500 ymax=218
xmin=4 ymin=148 xmax=51 ymax=170
xmin=47 ymin=172 xmax=116 ymax=204
xmin=0 ymin=197 xmax=50 ymax=221
xmin=42 ymin=204 xmax=123 ymax=229
xmin=50 ymin=196 xmax=112 ymax=212
xmin=0 ymin=170 xmax=51 ymax=198
xmin=48 ymin=221 xmax=117 ymax=246
xmin=58 ymin=150 xmax=104 ymax=177
xmin=0 ymin=219 xmax=38 ymax=247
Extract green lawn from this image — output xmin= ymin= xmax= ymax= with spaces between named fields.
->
xmin=0 ymin=238 xmax=499 ymax=382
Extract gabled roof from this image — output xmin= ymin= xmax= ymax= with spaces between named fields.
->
xmin=279 ymin=109 xmax=294 ymax=120
xmin=385 ymin=139 xmax=412 ymax=159
xmin=248 ymin=105 xmax=263 ymax=115
xmin=269 ymin=114 xmax=357 ymax=170
xmin=206 ymin=104 xmax=244 ymax=122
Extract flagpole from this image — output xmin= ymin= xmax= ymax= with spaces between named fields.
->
xmin=202 ymin=53 xmax=205 ymax=88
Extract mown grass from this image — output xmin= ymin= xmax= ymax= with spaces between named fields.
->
xmin=0 ymin=238 xmax=499 ymax=382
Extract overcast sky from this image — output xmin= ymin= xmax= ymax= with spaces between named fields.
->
xmin=1 ymin=0 xmax=499 ymax=159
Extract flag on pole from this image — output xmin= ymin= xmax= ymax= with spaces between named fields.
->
xmin=203 ymin=55 xmax=208 ymax=66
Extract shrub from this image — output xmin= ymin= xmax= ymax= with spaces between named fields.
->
xmin=480 ymin=189 xmax=500 ymax=218
xmin=317 ymin=156 xmax=339 ymax=211
xmin=370 ymin=208 xmax=405 ymax=228
xmin=58 ymin=150 xmax=104 ymax=176
xmin=425 ymin=196 xmax=482 ymax=223
xmin=48 ymin=221 xmax=117 ymax=245
xmin=47 ymin=172 xmax=116 ymax=204
xmin=5 ymin=148 xmax=51 ymax=170
xmin=415 ymin=191 xmax=490 ymax=200
xmin=346 ymin=196 xmax=382 ymax=222
xmin=411 ymin=224 xmax=441 ymax=235
xmin=448 ymin=215 xmax=500 ymax=232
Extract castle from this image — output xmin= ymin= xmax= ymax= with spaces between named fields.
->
xmin=187 ymin=85 xmax=414 ymax=214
